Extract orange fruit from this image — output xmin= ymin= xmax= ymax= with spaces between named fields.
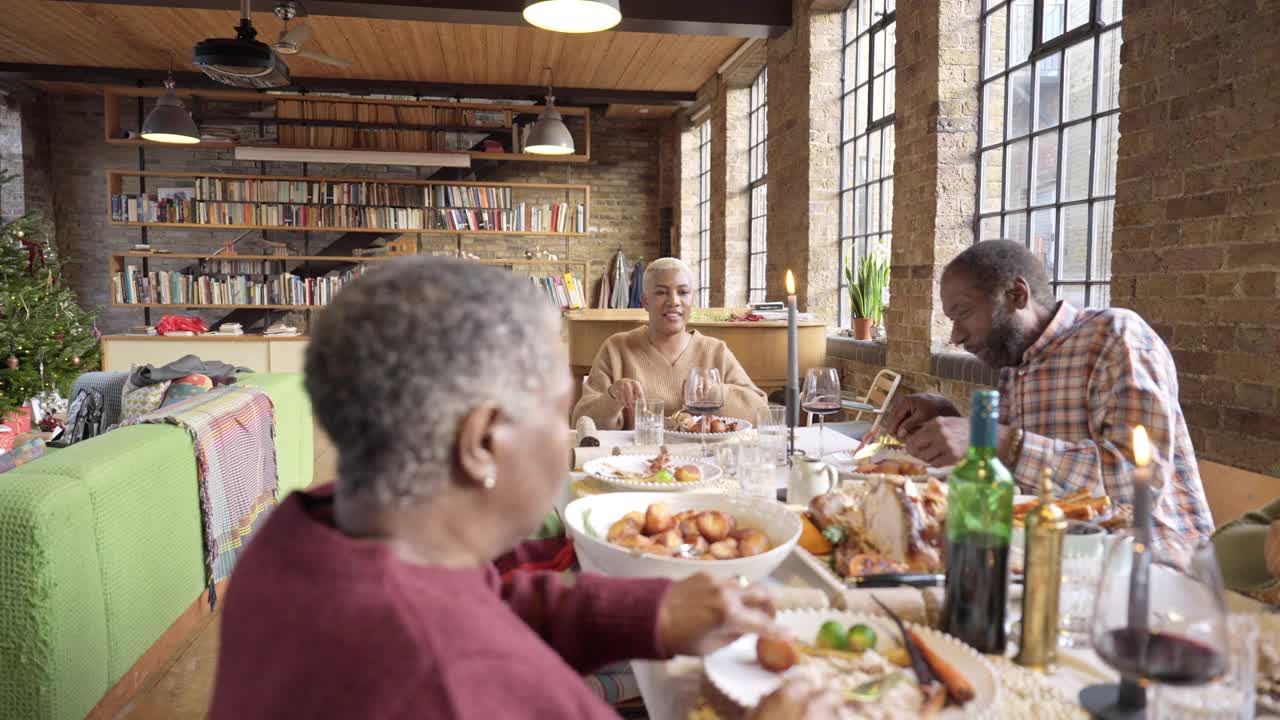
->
xmin=797 ymin=514 xmax=834 ymax=555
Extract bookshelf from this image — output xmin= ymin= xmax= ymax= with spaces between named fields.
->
xmin=472 ymin=258 xmax=593 ymax=312
xmin=107 ymin=170 xmax=590 ymax=237
xmin=103 ymin=86 xmax=591 ymax=163
xmin=109 ymin=253 xmax=594 ymax=313
xmin=108 ymin=252 xmax=391 ymax=310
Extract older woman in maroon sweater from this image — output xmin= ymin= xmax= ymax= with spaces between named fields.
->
xmin=209 ymin=257 xmax=835 ymax=720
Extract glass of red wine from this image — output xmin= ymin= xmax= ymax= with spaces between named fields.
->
xmin=1079 ymin=530 xmax=1230 ymax=719
xmin=684 ymin=367 xmax=724 ymax=457
xmin=801 ymin=367 xmax=841 ymax=459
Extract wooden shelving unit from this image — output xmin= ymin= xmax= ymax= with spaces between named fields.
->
xmin=103 ymin=86 xmax=591 ymax=163
xmin=107 ymin=169 xmax=590 ymax=237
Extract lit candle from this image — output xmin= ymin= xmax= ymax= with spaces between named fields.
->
xmin=1131 ymin=426 xmax=1153 ymax=537
xmin=1120 ymin=425 xmax=1153 ymax=709
xmin=785 ymin=270 xmax=798 ymax=456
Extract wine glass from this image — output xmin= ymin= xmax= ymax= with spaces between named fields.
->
xmin=684 ymin=367 xmax=723 ymax=457
xmin=801 ymin=367 xmax=841 ymax=459
xmin=1079 ymin=530 xmax=1230 ymax=719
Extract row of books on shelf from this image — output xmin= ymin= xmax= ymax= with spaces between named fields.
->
xmin=112 ymin=193 xmax=585 ymax=232
xmin=193 ymin=177 xmax=425 ymax=206
xmin=121 ymin=179 xmax=564 ymax=210
xmin=275 ymin=100 xmax=506 ymax=152
xmin=112 ymin=265 xmax=369 ymax=307
xmin=534 ymin=273 xmax=587 ymax=310
xmin=438 ymin=203 xmax=585 ymax=233
xmin=433 ymin=185 xmax=512 ymax=209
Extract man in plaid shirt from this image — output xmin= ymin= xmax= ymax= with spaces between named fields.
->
xmin=887 ymin=240 xmax=1214 ymax=544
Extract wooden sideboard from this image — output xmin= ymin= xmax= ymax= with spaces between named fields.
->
xmin=563 ymin=309 xmax=829 ymax=393
xmin=101 ymin=335 xmax=308 ymax=373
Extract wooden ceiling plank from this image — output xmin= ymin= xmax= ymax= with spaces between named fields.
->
xmin=47 ymin=0 xmax=793 ymax=38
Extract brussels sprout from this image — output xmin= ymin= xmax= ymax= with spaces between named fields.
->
xmin=652 ymin=469 xmax=676 ymax=484
xmin=847 ymin=623 xmax=877 ymax=652
xmin=816 ymin=620 xmax=849 ymax=650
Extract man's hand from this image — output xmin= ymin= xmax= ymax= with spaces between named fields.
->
xmin=746 ymin=679 xmax=842 ymax=720
xmin=885 ymin=393 xmax=961 ymax=439
xmin=607 ymin=378 xmax=645 ymax=408
xmin=903 ymin=416 xmax=971 ymax=467
xmin=656 ymin=574 xmax=782 ymax=657
xmin=1266 ymin=520 xmax=1280 ymax=580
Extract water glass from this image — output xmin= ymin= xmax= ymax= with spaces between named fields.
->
xmin=756 ymin=404 xmax=788 ymax=466
xmin=634 ymin=399 xmax=664 ymax=446
xmin=738 ymin=459 xmax=777 ymax=500
xmin=1153 ymin=614 xmax=1258 ymax=720
xmin=1058 ymin=521 xmax=1108 ymax=647
xmin=714 ymin=442 xmax=740 ymax=476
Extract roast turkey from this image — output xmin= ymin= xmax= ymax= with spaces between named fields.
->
xmin=809 ymin=477 xmax=948 ymax=576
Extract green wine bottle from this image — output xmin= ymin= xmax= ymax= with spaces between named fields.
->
xmin=939 ymin=389 xmax=1015 ymax=653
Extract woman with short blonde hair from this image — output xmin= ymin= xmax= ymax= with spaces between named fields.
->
xmin=573 ymin=257 xmax=767 ymax=429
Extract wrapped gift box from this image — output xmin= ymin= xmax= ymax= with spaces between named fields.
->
xmin=3 ymin=406 xmax=33 ymax=434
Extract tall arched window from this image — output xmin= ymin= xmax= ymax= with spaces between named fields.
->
xmin=747 ymin=68 xmax=769 ymax=304
xmin=838 ymin=0 xmax=896 ymax=326
xmin=977 ymin=0 xmax=1123 ymax=307
xmin=696 ymin=120 xmax=711 ymax=306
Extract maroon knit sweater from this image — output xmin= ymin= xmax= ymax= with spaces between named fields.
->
xmin=209 ymin=487 xmax=673 ymax=719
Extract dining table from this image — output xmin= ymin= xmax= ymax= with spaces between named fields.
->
xmin=560 ymin=427 xmax=1278 ymax=720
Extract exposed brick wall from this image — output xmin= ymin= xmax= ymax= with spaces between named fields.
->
xmin=886 ymin=0 xmax=981 ymax=380
xmin=1 ymin=95 xmax=23 ymax=220
xmin=710 ymin=82 xmax=750 ymax=307
xmin=32 ymin=95 xmax=659 ymax=334
xmin=486 ymin=110 xmax=663 ymax=302
xmin=766 ymin=0 xmax=843 ymax=321
xmin=678 ymin=118 xmax=702 ymax=274
xmin=1111 ymin=0 xmax=1280 ymax=476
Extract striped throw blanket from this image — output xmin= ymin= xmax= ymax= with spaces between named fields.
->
xmin=124 ymin=385 xmax=278 ymax=607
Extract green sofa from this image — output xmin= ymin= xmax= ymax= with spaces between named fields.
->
xmin=0 ymin=373 xmax=314 ymax=720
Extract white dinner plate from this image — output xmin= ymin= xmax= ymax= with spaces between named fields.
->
xmin=704 ymin=609 xmax=999 ymax=717
xmin=664 ymin=416 xmax=753 ymax=442
xmin=582 ymin=454 xmax=722 ymax=491
xmin=825 ymin=446 xmax=952 ymax=479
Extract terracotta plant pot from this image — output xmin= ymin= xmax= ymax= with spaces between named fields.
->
xmin=852 ymin=318 xmax=875 ymax=340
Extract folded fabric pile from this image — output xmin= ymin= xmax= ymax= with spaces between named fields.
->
xmin=264 ymin=321 xmax=300 ymax=336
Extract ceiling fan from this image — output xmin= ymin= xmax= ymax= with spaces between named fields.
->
xmin=271 ymin=1 xmax=352 ymax=68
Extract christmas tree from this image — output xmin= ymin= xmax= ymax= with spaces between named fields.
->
xmin=0 ymin=168 xmax=101 ymax=418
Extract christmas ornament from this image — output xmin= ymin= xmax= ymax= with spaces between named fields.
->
xmin=71 ymin=356 xmax=81 ymax=367
xmin=15 ymin=229 xmax=23 ymax=238
xmin=5 ymin=356 xmax=16 ymax=370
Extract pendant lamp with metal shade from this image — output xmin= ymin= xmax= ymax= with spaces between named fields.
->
xmin=525 ymin=66 xmax=575 ymax=156
xmin=522 ymin=0 xmax=621 ymax=34
xmin=142 ymin=60 xmax=200 ymax=145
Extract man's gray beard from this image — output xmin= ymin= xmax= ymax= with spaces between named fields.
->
xmin=982 ymin=299 xmax=1031 ymax=368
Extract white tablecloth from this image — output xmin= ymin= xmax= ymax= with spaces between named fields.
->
xmin=561 ymin=428 xmax=1274 ymax=720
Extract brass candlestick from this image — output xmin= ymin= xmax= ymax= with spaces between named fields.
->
xmin=1015 ymin=468 xmax=1066 ymax=671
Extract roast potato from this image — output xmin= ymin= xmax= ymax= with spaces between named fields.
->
xmin=644 ymin=502 xmax=676 ymax=534
xmin=734 ymin=528 xmax=770 ymax=557
xmin=708 ymin=538 xmax=740 ymax=559
xmin=756 ymin=635 xmax=799 ymax=672
xmin=607 ymin=518 xmax=641 ymax=542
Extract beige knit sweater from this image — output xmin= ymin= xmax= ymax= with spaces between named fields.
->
xmin=572 ymin=326 xmax=768 ymax=430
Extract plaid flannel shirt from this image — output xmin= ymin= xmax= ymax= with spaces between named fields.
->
xmin=999 ymin=302 xmax=1214 ymax=546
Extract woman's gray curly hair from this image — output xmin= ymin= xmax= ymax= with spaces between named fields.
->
xmin=305 ymin=256 xmax=562 ymax=505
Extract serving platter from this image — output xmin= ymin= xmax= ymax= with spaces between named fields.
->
xmin=664 ymin=416 xmax=754 ymax=442
xmin=704 ymin=609 xmax=998 ymax=716
xmin=582 ymin=454 xmax=722 ymax=491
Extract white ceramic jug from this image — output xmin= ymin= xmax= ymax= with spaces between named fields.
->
xmin=786 ymin=455 xmax=838 ymax=506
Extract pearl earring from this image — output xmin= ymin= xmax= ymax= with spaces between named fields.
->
xmin=482 ymin=473 xmax=497 ymax=490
